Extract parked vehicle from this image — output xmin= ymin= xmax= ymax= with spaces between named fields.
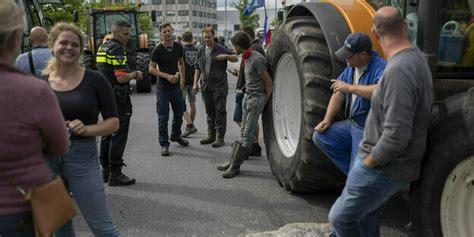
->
xmin=264 ymin=0 xmax=474 ymax=236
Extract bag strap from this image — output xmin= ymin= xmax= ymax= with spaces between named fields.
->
xmin=28 ymin=50 xmax=36 ymax=76
xmin=0 ymin=172 xmax=27 ymax=196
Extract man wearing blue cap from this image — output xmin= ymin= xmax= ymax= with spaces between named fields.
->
xmin=312 ymin=32 xmax=386 ymax=175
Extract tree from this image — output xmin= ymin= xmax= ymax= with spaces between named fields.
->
xmin=232 ymin=0 xmax=260 ymax=30
xmin=42 ymin=0 xmax=87 ymax=31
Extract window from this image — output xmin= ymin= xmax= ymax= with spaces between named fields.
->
xmin=206 ymin=12 xmax=211 ymax=18
xmin=167 ymin=10 xmax=175 ymax=16
xmin=192 ymin=10 xmax=197 ymax=16
xmin=156 ymin=11 xmax=162 ymax=16
xmin=192 ymin=22 xmax=197 ymax=28
xmin=153 ymin=22 xmax=161 ymax=28
xmin=199 ymin=23 xmax=203 ymax=28
xmin=178 ymin=10 xmax=189 ymax=16
xmin=178 ymin=0 xmax=189 ymax=3
xmin=182 ymin=22 xmax=189 ymax=28
xmin=199 ymin=11 xmax=203 ymax=17
xmin=212 ymin=13 xmax=216 ymax=19
xmin=151 ymin=0 xmax=162 ymax=4
xmin=166 ymin=0 xmax=175 ymax=4
xmin=192 ymin=0 xmax=198 ymax=4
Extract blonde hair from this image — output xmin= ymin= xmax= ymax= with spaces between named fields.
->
xmin=0 ymin=1 xmax=25 ymax=56
xmin=43 ymin=22 xmax=84 ymax=75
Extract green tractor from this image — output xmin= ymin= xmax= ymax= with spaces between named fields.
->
xmin=83 ymin=6 xmax=154 ymax=93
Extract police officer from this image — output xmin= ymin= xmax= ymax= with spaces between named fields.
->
xmin=96 ymin=20 xmax=142 ymax=186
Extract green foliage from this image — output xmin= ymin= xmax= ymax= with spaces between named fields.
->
xmin=42 ymin=0 xmax=87 ymax=31
xmin=232 ymin=0 xmax=260 ymax=30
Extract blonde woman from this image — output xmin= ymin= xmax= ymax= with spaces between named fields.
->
xmin=44 ymin=22 xmax=121 ymax=236
xmin=0 ymin=2 xmax=69 ymax=236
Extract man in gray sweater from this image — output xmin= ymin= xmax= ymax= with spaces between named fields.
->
xmin=328 ymin=6 xmax=434 ymax=237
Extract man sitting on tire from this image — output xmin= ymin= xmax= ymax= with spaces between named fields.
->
xmin=312 ymin=32 xmax=386 ymax=175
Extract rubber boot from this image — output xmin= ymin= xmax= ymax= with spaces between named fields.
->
xmin=222 ymin=144 xmax=249 ymax=178
xmin=212 ymin=132 xmax=225 ymax=147
xmin=247 ymin=143 xmax=262 ymax=159
xmin=200 ymin=129 xmax=216 ymax=144
xmin=217 ymin=141 xmax=240 ymax=171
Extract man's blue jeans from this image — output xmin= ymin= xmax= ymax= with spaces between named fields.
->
xmin=241 ymin=92 xmax=266 ymax=147
xmin=48 ymin=139 xmax=120 ymax=237
xmin=328 ymin=157 xmax=408 ymax=237
xmin=312 ymin=120 xmax=364 ymax=174
xmin=156 ymin=87 xmax=185 ymax=147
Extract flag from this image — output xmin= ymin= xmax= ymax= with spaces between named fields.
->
xmin=261 ymin=15 xmax=268 ymax=47
xmin=243 ymin=0 xmax=265 ymax=16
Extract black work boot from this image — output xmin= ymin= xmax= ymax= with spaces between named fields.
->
xmin=109 ymin=165 xmax=136 ymax=186
xmin=248 ymin=143 xmax=262 ymax=158
xmin=222 ymin=143 xmax=249 ymax=178
xmin=217 ymin=141 xmax=240 ymax=171
xmin=181 ymin=124 xmax=198 ymax=138
xmin=170 ymin=137 xmax=189 ymax=146
xmin=200 ymin=129 xmax=216 ymax=144
xmin=102 ymin=167 xmax=110 ymax=183
xmin=161 ymin=145 xmax=170 ymax=156
xmin=212 ymin=132 xmax=225 ymax=147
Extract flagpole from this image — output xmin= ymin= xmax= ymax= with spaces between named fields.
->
xmin=225 ymin=0 xmax=227 ymax=43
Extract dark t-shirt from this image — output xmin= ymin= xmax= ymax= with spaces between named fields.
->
xmin=151 ymin=42 xmax=184 ymax=89
xmin=183 ymin=44 xmax=198 ymax=86
xmin=53 ymin=69 xmax=118 ymax=140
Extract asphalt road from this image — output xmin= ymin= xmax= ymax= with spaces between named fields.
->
xmin=72 ymin=63 xmax=410 ymax=236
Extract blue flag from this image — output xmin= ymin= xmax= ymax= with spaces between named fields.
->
xmin=243 ymin=0 xmax=265 ymax=16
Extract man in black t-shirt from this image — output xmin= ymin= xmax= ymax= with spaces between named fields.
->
xmin=96 ymin=20 xmax=143 ymax=186
xmin=149 ymin=23 xmax=189 ymax=156
xmin=180 ymin=31 xmax=199 ymax=138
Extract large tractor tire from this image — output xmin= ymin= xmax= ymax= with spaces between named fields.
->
xmin=411 ymin=89 xmax=474 ymax=237
xmin=136 ymin=51 xmax=152 ymax=93
xmin=263 ymin=16 xmax=346 ymax=192
xmin=83 ymin=52 xmax=95 ymax=70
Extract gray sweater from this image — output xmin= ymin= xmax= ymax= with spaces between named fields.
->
xmin=359 ymin=47 xmax=434 ymax=182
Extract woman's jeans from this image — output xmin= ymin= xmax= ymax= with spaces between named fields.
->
xmin=0 ymin=212 xmax=34 ymax=237
xmin=328 ymin=157 xmax=408 ymax=237
xmin=241 ymin=92 xmax=266 ymax=148
xmin=48 ymin=138 xmax=120 ymax=237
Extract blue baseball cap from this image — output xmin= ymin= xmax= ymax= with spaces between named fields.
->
xmin=335 ymin=32 xmax=373 ymax=59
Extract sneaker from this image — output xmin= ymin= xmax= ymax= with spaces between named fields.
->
xmin=161 ymin=146 xmax=170 ymax=156
xmin=181 ymin=124 xmax=198 ymax=138
xmin=108 ymin=173 xmax=136 ymax=186
xmin=170 ymin=137 xmax=189 ymax=146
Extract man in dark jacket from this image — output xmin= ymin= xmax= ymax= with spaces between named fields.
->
xmin=193 ymin=27 xmax=238 ymax=147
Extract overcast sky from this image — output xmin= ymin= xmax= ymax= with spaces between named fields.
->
xmin=216 ymin=0 xmax=282 ymax=10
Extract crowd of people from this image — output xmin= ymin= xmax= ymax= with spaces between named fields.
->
xmin=1 ymin=1 xmax=433 ymax=236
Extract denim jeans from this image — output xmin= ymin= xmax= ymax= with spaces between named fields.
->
xmin=233 ymin=91 xmax=244 ymax=123
xmin=241 ymin=92 xmax=266 ymax=147
xmin=328 ymin=157 xmax=408 ymax=237
xmin=48 ymin=139 xmax=120 ymax=237
xmin=312 ymin=120 xmax=364 ymax=174
xmin=156 ymin=87 xmax=185 ymax=147
xmin=0 ymin=211 xmax=34 ymax=237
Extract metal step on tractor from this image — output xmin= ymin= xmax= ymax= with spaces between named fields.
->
xmin=83 ymin=5 xmax=155 ymax=93
xmin=264 ymin=0 xmax=474 ymax=236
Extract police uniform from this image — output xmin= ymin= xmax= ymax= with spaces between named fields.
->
xmin=96 ymin=38 xmax=135 ymax=185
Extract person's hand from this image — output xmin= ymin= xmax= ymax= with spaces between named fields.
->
xmin=363 ymin=154 xmax=377 ymax=168
xmin=167 ymin=74 xmax=179 ymax=84
xmin=314 ymin=120 xmax=331 ymax=133
xmin=134 ymin=71 xmax=144 ymax=80
xmin=216 ymin=54 xmax=228 ymax=61
xmin=67 ymin=119 xmax=89 ymax=136
xmin=192 ymin=83 xmax=199 ymax=93
xmin=331 ymin=79 xmax=353 ymax=94
xmin=229 ymin=69 xmax=238 ymax=77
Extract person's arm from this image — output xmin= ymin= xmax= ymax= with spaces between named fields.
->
xmin=193 ymin=68 xmax=201 ymax=93
xmin=179 ymin=57 xmax=185 ymax=88
xmin=314 ymin=91 xmax=344 ymax=133
xmin=368 ymin=70 xmax=418 ymax=167
xmin=67 ymin=118 xmax=119 ymax=137
xmin=216 ymin=54 xmax=238 ymax=62
xmin=330 ymin=80 xmax=376 ymax=100
xmin=149 ymin=61 xmax=179 ymax=84
xmin=260 ymin=71 xmax=273 ymax=100
xmin=36 ymin=84 xmax=69 ymax=158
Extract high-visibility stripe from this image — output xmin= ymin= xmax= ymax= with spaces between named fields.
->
xmin=114 ymin=70 xmax=127 ymax=76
